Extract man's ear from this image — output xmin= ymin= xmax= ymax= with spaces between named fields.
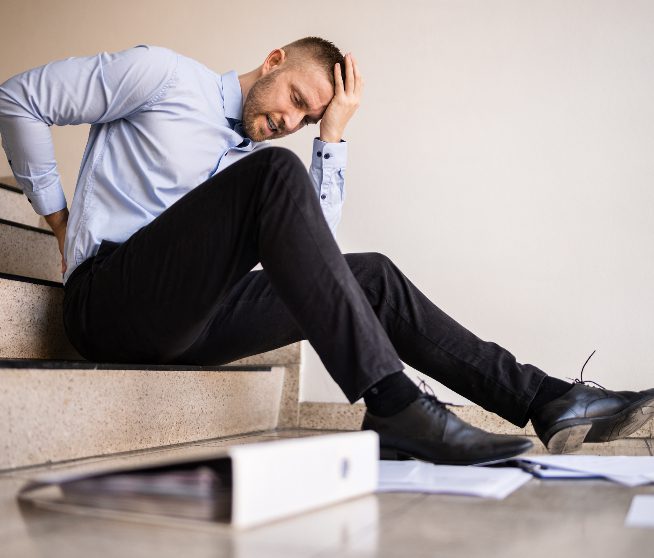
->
xmin=263 ymin=48 xmax=287 ymax=74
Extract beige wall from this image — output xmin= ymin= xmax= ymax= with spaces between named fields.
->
xmin=2 ymin=0 xmax=653 ymax=406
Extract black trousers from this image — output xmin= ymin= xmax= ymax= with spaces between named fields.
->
xmin=63 ymin=147 xmax=546 ymax=427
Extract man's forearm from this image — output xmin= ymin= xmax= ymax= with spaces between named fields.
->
xmin=45 ymin=207 xmax=69 ymax=273
xmin=45 ymin=207 xmax=69 ymax=254
xmin=45 ymin=208 xmax=69 ymax=234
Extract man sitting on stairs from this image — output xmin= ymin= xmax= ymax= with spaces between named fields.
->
xmin=1 ymin=37 xmax=652 ymax=464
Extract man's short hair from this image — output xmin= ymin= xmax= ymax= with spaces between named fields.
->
xmin=281 ymin=36 xmax=347 ymax=87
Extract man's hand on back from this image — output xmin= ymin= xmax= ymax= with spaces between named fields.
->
xmin=319 ymin=53 xmax=364 ymax=143
xmin=45 ymin=208 xmax=69 ymax=274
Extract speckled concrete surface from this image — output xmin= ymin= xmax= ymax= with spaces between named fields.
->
xmin=0 ymin=186 xmax=44 ymax=229
xmin=1 ymin=429 xmax=653 ymax=558
xmin=228 ymin=343 xmax=301 ymax=367
xmin=299 ymin=402 xmax=367 ymax=431
xmin=298 ymin=401 xmax=654 ymax=441
xmin=0 ymin=365 xmax=285 ymax=469
xmin=277 ymin=363 xmax=301 ymax=428
xmin=0 ymin=277 xmax=80 ymax=360
xmin=0 ymin=222 xmax=62 ymax=283
xmin=228 ymin=346 xmax=302 ymax=428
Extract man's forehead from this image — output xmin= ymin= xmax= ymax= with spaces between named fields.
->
xmin=290 ymin=68 xmax=333 ymax=112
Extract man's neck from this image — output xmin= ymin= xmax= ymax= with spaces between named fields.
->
xmin=237 ymin=68 xmax=262 ymax=108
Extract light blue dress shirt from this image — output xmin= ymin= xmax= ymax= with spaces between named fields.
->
xmin=0 ymin=45 xmax=347 ymax=284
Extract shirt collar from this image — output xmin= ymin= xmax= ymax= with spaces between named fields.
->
xmin=221 ymin=70 xmax=243 ymax=121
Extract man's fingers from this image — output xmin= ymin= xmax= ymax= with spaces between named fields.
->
xmin=345 ymin=53 xmax=355 ymax=95
xmin=334 ymin=62 xmax=344 ymax=94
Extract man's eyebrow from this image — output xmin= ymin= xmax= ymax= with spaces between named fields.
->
xmin=293 ymin=87 xmax=321 ymax=124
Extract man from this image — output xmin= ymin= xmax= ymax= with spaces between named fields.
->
xmin=1 ymin=37 xmax=652 ymax=464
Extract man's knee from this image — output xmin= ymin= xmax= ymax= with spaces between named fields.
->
xmin=243 ymin=147 xmax=309 ymax=197
xmin=254 ymin=146 xmax=305 ymax=172
xmin=345 ymin=251 xmax=396 ymax=278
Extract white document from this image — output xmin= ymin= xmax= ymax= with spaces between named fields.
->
xmin=377 ymin=461 xmax=531 ymax=499
xmin=625 ymin=495 xmax=654 ymax=528
xmin=516 ymin=456 xmax=654 ymax=487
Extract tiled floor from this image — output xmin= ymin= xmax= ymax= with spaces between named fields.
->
xmin=2 ymin=430 xmax=654 ymax=558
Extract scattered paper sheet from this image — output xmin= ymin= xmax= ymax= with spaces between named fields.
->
xmin=515 ymin=456 xmax=654 ymax=487
xmin=625 ymin=495 xmax=654 ymax=528
xmin=511 ymin=461 xmax=598 ymax=479
xmin=377 ymin=461 xmax=531 ymax=499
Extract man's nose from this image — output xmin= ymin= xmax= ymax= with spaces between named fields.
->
xmin=284 ymin=109 xmax=304 ymax=132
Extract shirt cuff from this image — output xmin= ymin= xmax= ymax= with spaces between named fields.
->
xmin=312 ymin=137 xmax=347 ymax=170
xmin=22 ymin=182 xmax=68 ymax=216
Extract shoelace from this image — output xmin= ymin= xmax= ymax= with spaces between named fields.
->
xmin=417 ymin=377 xmax=464 ymax=409
xmin=565 ymin=349 xmax=607 ymax=391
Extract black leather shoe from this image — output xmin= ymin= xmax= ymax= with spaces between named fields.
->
xmin=361 ymin=392 xmax=533 ymax=465
xmin=531 ymin=383 xmax=654 ymax=454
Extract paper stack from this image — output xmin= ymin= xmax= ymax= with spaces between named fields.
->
xmin=378 ymin=460 xmax=531 ymax=499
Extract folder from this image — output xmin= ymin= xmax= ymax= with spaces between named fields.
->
xmin=17 ymin=431 xmax=379 ymax=529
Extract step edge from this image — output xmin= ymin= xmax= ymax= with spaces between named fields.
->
xmin=0 ymin=216 xmax=53 ymax=235
xmin=0 ymin=270 xmax=63 ymax=288
xmin=0 ymin=358 xmax=273 ymax=372
xmin=0 ymin=180 xmax=21 ymax=194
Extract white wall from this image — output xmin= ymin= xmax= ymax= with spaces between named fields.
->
xmin=1 ymin=0 xmax=653 ymax=406
xmin=294 ymin=0 xmax=654 ymax=403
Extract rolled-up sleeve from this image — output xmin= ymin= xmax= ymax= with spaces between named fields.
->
xmin=0 ymin=45 xmax=178 ymax=215
xmin=309 ymin=137 xmax=347 ymax=236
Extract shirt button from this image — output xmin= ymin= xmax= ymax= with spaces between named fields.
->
xmin=324 ymin=153 xmax=331 ymax=159
xmin=321 ymin=194 xmax=327 ymax=199
xmin=316 ymin=151 xmax=322 ymax=157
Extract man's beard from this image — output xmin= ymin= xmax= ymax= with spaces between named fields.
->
xmin=241 ymin=70 xmax=280 ymax=142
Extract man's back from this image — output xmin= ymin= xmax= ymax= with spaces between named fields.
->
xmin=0 ymin=45 xmax=267 ymax=283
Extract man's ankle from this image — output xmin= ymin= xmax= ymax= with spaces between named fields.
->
xmin=363 ymin=371 xmax=420 ymax=417
xmin=527 ymin=376 xmax=573 ymax=419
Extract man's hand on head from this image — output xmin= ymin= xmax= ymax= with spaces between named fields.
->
xmin=319 ymin=52 xmax=364 ymax=143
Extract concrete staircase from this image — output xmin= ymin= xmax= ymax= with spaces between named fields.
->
xmin=0 ymin=177 xmax=302 ymax=470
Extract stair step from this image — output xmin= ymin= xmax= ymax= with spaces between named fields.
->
xmin=0 ymin=271 xmax=301 ymax=362
xmin=0 ymin=273 xmax=79 ymax=360
xmin=0 ymin=180 xmax=47 ymax=229
xmin=0 ymin=219 xmax=61 ymax=283
xmin=0 ymin=359 xmax=285 ymax=469
xmin=0 ymin=271 xmax=302 ymax=432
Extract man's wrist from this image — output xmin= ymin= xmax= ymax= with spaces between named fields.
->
xmin=44 ymin=207 xmax=69 ymax=233
xmin=319 ymin=132 xmax=343 ymax=143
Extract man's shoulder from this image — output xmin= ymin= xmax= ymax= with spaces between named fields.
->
xmin=125 ymin=44 xmax=179 ymax=64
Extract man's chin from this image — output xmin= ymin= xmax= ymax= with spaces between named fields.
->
xmin=242 ymin=126 xmax=265 ymax=143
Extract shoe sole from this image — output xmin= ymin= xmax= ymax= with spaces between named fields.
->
xmin=544 ymin=395 xmax=654 ymax=454
xmin=379 ymin=442 xmax=533 ymax=466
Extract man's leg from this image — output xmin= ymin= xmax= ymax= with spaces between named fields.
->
xmin=63 ymin=145 xmax=535 ymax=464
xmin=177 ymin=252 xmax=546 ymax=428
xmin=63 ymin=147 xmax=403 ymax=403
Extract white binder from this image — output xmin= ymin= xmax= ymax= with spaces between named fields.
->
xmin=18 ymin=430 xmax=379 ymax=529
